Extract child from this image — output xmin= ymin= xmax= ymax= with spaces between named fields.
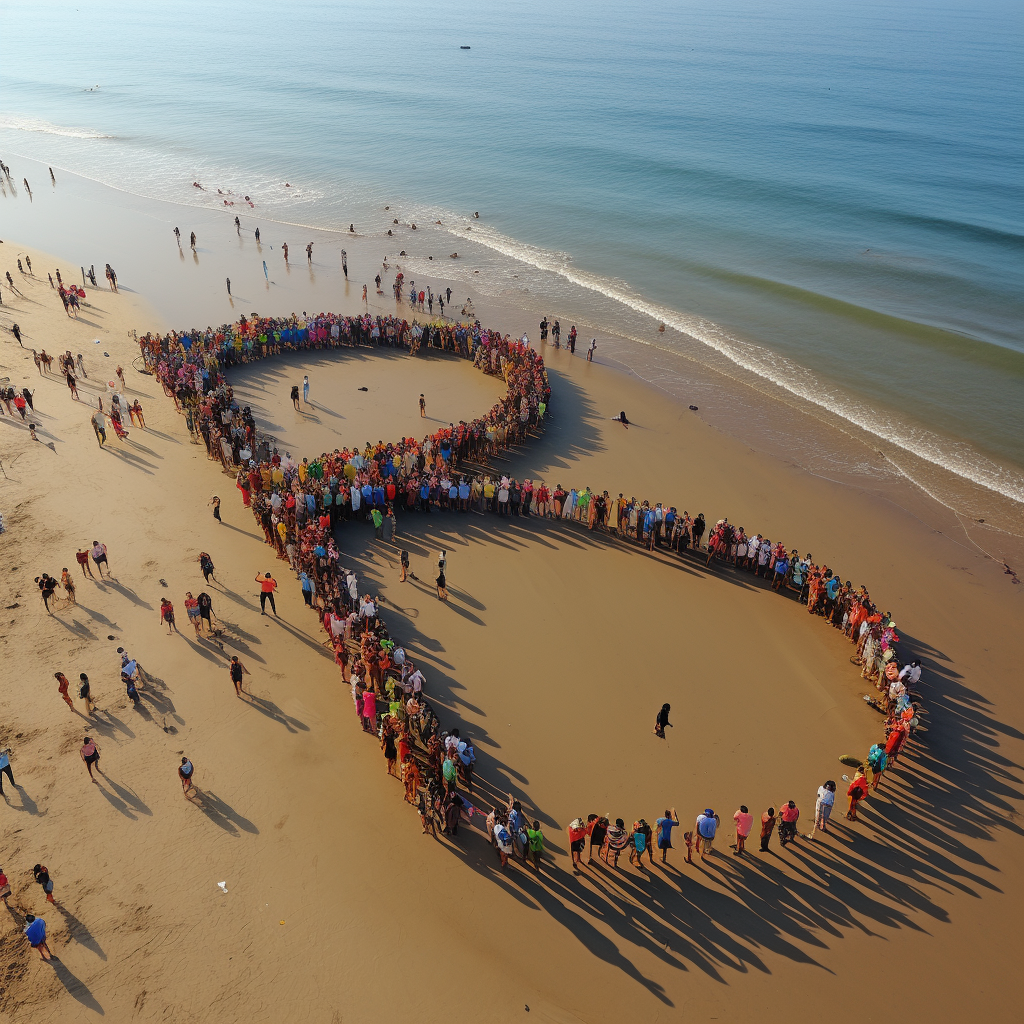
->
xmin=683 ymin=831 xmax=694 ymax=864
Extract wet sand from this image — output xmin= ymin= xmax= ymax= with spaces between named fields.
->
xmin=0 ymin=225 xmax=1022 ymax=1022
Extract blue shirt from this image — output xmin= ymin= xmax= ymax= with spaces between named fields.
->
xmin=697 ymin=814 xmax=718 ymax=839
xmin=656 ymin=817 xmax=676 ymax=844
xmin=24 ymin=918 xmax=46 ymax=945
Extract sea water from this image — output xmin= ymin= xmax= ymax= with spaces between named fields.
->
xmin=2 ymin=0 xmax=1022 ymax=514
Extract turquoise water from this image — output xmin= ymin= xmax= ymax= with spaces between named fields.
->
xmin=2 ymin=0 xmax=1023 ymax=503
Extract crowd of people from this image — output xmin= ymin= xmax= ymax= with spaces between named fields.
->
xmin=139 ymin=311 xmax=927 ymax=873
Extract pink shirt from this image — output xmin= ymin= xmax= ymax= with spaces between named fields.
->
xmin=362 ymin=692 xmax=376 ymax=718
xmin=733 ymin=810 xmax=754 ymax=837
xmin=781 ymin=804 xmax=800 ymax=823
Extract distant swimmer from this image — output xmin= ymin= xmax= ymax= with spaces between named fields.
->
xmin=613 ymin=411 xmax=630 ymax=429
xmin=192 ymin=181 xmax=204 ymax=189
xmin=349 ymin=223 xmax=355 ymax=233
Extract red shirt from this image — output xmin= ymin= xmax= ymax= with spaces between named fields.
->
xmin=260 ymin=578 xmax=277 ymax=593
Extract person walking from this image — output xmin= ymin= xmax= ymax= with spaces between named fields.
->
xmin=0 ymin=744 xmax=15 ymax=796
xmin=23 ymin=915 xmax=52 ymax=961
xmin=76 ymin=548 xmax=94 ymax=579
xmin=399 ymin=549 xmax=410 ymax=582
xmin=90 ymin=407 xmax=107 ymax=446
xmin=655 ymin=808 xmax=678 ymax=863
xmin=79 ymin=673 xmax=95 ymax=715
xmin=80 ymin=736 xmax=101 ymax=780
xmin=759 ymin=806 xmax=777 ymax=851
xmin=33 ymin=864 xmax=56 ymax=904
xmin=229 ymin=656 xmax=249 ymax=697
xmin=179 ymin=756 xmax=195 ymax=797
xmin=733 ymin=805 xmax=754 ymax=854
xmin=419 ymin=394 xmax=426 ymax=418
xmin=226 ymin=277 xmax=231 ymax=296
xmin=256 ymin=572 xmax=278 ymax=615
xmin=209 ymin=495 xmax=222 ymax=522
xmin=55 ymin=672 xmax=74 ymax=711
xmin=91 ymin=540 xmax=110 ymax=578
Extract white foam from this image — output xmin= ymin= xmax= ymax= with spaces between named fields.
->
xmin=0 ymin=115 xmax=114 ymax=141
xmin=449 ymin=223 xmax=1024 ymax=506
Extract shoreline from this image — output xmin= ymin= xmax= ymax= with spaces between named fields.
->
xmin=0 ymin=238 xmax=1022 ymax=1022
xmin=2 ymin=154 xmax=1022 ymax=551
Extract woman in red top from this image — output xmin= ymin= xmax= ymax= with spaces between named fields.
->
xmin=159 ymin=598 xmax=177 ymax=634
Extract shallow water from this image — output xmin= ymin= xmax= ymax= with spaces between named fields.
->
xmin=1 ymin=0 xmax=1021 ymax=513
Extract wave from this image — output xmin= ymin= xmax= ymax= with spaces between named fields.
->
xmin=0 ymin=115 xmax=114 ymax=141
xmin=448 ymin=222 xmax=1024 ymax=506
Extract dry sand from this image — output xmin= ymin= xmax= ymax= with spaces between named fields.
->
xmin=0 ymin=216 xmax=1022 ymax=1023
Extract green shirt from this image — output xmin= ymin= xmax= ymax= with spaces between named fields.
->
xmin=526 ymin=828 xmax=544 ymax=853
xmin=371 ymin=509 xmax=383 ymax=528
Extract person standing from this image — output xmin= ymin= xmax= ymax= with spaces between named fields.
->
xmin=55 ymin=672 xmax=74 ymax=711
xmin=306 ymin=242 xmax=313 ymax=262
xmin=23 ymin=915 xmax=52 ymax=961
xmin=32 ymin=864 xmax=55 ymax=904
xmin=197 ymin=591 xmax=216 ymax=633
xmin=80 ymin=736 xmax=101 ymax=780
xmin=190 ymin=231 xmax=196 ymax=251
xmin=79 ymin=673 xmax=95 ymax=715
xmin=846 ymin=769 xmax=869 ymax=820
xmin=567 ymin=817 xmax=588 ymax=874
xmin=695 ymin=808 xmax=720 ymax=859
xmin=302 ymin=375 xmax=309 ymax=404
xmin=526 ymin=820 xmax=545 ymax=873
xmin=419 ymin=394 xmax=426 ymax=418
xmin=778 ymin=800 xmax=800 ymax=846
xmin=810 ymin=781 xmax=836 ymax=837
xmin=159 ymin=598 xmax=177 ymax=634
xmin=399 ymin=549 xmax=410 ymax=582
xmin=0 ymin=744 xmax=15 ymax=795
xmin=179 ymin=756 xmax=195 ymax=797
xmin=12 ymin=323 xmax=22 ymax=347
xmin=256 ymin=572 xmax=278 ymax=615
xmin=733 ymin=805 xmax=754 ymax=854
xmin=91 ymin=407 xmax=107 ymax=446
xmin=91 ymin=540 xmax=110 ymax=577
xmin=759 ymin=806 xmax=777 ymax=851
xmin=209 ymin=495 xmax=222 ymax=522
xmin=228 ymin=656 xmax=249 ymax=697
xmin=655 ymin=808 xmax=678 ymax=863
xmin=226 ymin=278 xmax=231 ymax=296
xmin=341 ymin=250 xmax=348 ymax=278
xmin=653 ymin=703 xmax=672 ymax=738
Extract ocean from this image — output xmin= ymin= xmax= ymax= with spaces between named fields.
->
xmin=2 ymin=0 xmax=1022 ymax=521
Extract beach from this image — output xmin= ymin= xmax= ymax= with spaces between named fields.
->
xmin=1 ymin=184 xmax=1023 ymax=1024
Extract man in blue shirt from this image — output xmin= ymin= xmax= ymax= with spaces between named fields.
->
xmin=656 ymin=808 xmax=679 ymax=863
xmin=695 ymin=808 xmax=720 ymax=859
xmin=23 ymin=915 xmax=52 ymax=960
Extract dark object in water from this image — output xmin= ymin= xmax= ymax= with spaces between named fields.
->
xmin=689 ymin=405 xmax=698 ymax=411
xmin=358 ymin=387 xmax=369 ymax=392
xmin=460 ymin=45 xmax=471 ymax=49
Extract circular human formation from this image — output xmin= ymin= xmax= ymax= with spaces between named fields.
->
xmin=138 ymin=312 xmax=927 ymax=875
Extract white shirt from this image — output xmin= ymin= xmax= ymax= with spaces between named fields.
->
xmin=816 ymin=785 xmax=835 ymax=808
xmin=408 ymin=669 xmax=425 ymax=693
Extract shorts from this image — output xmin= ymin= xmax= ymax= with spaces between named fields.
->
xmin=570 ymin=839 xmax=585 ymax=853
xmin=657 ymin=838 xmax=672 ymax=850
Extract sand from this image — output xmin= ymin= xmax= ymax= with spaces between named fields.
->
xmin=0 ymin=192 xmax=1022 ymax=1023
